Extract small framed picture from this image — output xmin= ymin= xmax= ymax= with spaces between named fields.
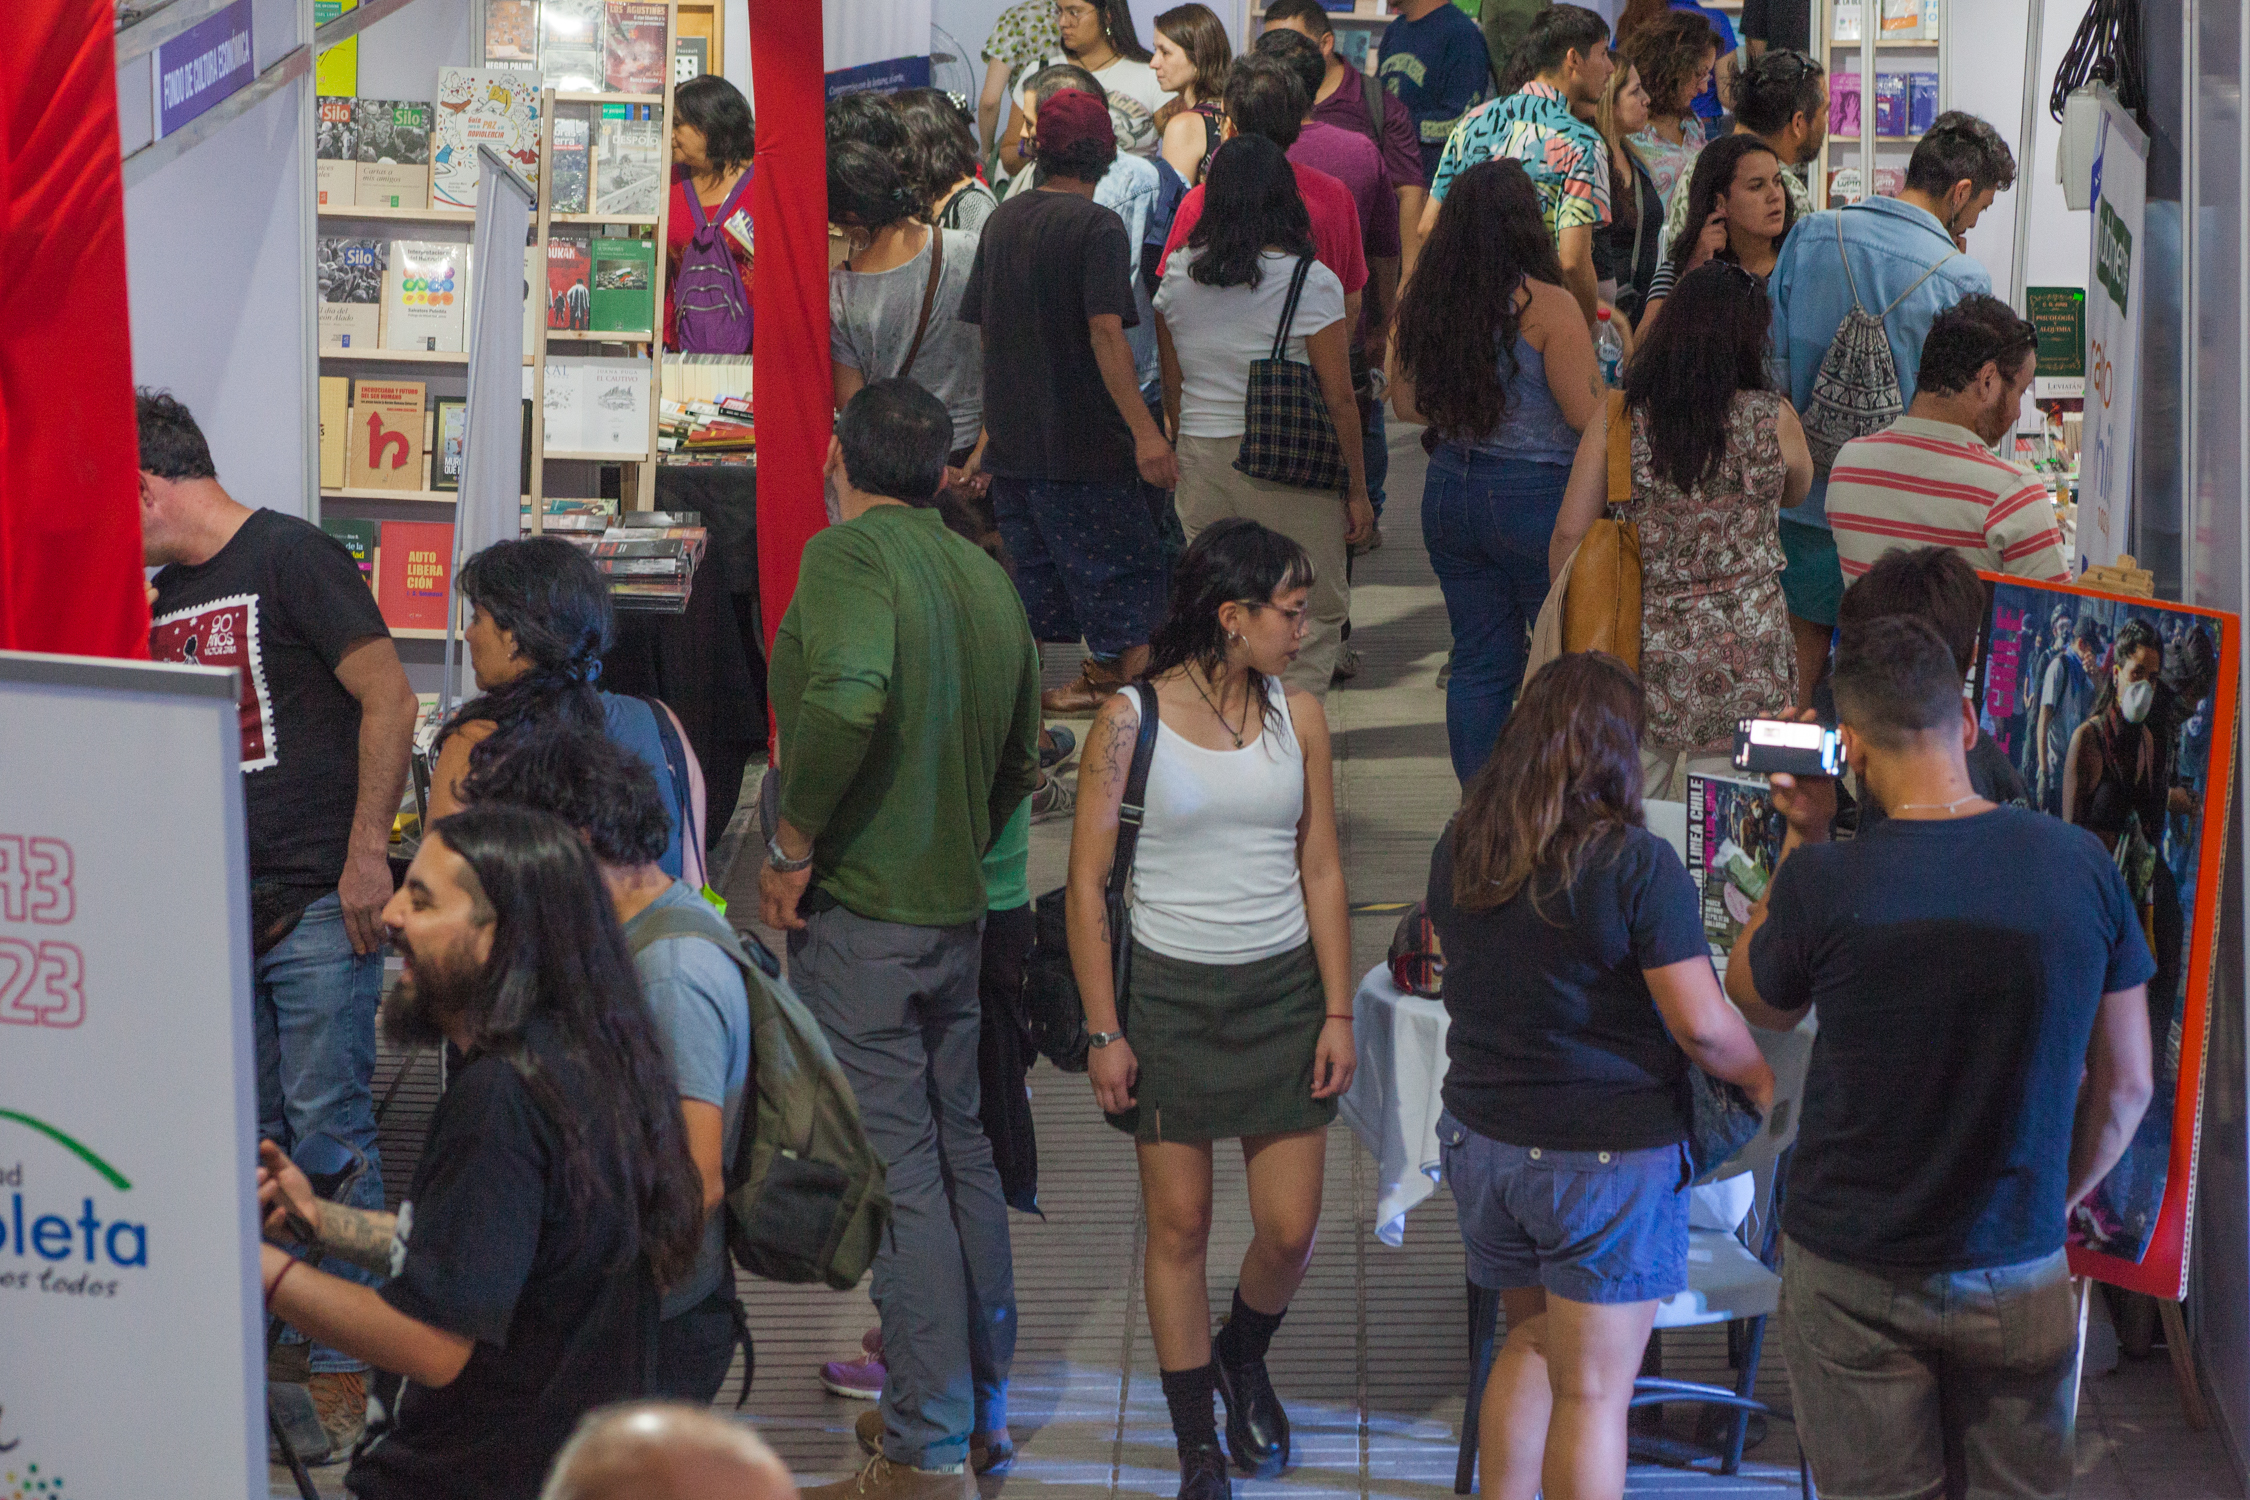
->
xmin=432 ymin=397 xmax=469 ymax=491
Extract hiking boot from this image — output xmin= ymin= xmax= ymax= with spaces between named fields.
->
xmin=1212 ymin=1354 xmax=1289 ymax=1477
xmin=825 ymin=1355 xmax=887 ymax=1400
xmin=1030 ymin=774 xmax=1076 ymax=824
xmin=803 ymin=1454 xmax=974 ymax=1500
xmin=858 ymin=1410 xmax=1014 ymax=1475
xmin=1178 ymin=1442 xmax=1232 ymax=1500
xmin=1041 ymin=647 xmax=1148 ymax=716
xmin=308 ymin=1370 xmax=367 ymax=1466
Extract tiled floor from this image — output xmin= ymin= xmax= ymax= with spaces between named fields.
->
xmin=275 ymin=423 xmax=2241 ymax=1498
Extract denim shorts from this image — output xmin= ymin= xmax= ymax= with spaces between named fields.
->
xmin=1438 ymin=1111 xmax=1690 ymax=1305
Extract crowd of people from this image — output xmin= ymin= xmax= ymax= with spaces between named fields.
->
xmin=138 ymin=5 xmax=2154 ymax=1500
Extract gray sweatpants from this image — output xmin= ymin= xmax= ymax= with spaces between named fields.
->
xmin=790 ymin=904 xmax=1017 ymax=1470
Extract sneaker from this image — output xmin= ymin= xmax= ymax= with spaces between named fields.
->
xmin=1330 ymin=644 xmax=1361 ymax=684
xmin=307 ymin=1370 xmax=367 ymax=1466
xmin=1030 ymin=775 xmax=1075 ymax=824
xmin=859 ymin=1411 xmax=1015 ymax=1475
xmin=802 ymin=1454 xmax=974 ymax=1500
xmin=824 ymin=1355 xmax=887 ymax=1400
xmin=1040 ymin=725 xmax=1078 ymax=770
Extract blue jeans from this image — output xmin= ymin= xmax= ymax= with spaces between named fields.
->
xmin=990 ymin=475 xmax=1169 ymax=659
xmin=256 ymin=891 xmax=387 ymax=1373
xmin=1364 ymin=394 xmax=1390 ymax=517
xmin=1421 ymin=446 xmax=1571 ymax=782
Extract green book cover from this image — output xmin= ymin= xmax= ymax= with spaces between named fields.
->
xmin=588 ymin=236 xmax=655 ymax=334
xmin=321 ymin=517 xmax=382 ymax=594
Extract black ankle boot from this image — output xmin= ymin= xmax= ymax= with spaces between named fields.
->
xmin=1212 ymin=1354 xmax=1290 ymax=1477
xmin=1178 ymin=1443 xmax=1232 ymax=1500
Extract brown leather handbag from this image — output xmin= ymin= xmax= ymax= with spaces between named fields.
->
xmin=1524 ymin=391 xmax=1643 ymax=684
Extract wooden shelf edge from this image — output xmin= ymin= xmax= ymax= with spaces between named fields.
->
xmin=321 ymin=487 xmax=457 ymax=503
xmin=319 ymin=205 xmax=472 ymax=221
xmin=549 ymin=329 xmax=654 ymax=341
xmin=391 ymin=626 xmax=454 ymax=640
xmin=545 ymin=449 xmax=653 ymax=462
xmin=552 ymin=213 xmax=661 ymax=225
xmin=554 ymin=91 xmax=665 ymax=104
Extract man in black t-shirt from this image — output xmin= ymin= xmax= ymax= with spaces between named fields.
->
xmin=1726 ymin=617 xmax=2153 ymax=1500
xmin=257 ymin=806 xmax=705 ymax=1500
xmin=139 ymin=389 xmax=418 ymax=1456
xmin=961 ymin=86 xmax=1178 ymax=716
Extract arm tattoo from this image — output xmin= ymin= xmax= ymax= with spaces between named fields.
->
xmin=1090 ymin=707 xmax=1138 ymax=788
xmin=318 ymin=1203 xmax=401 ymax=1276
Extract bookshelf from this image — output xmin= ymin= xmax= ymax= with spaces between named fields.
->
xmin=318 ymin=1 xmax=681 ymax=568
xmin=1814 ymin=0 xmax=1946 ymax=209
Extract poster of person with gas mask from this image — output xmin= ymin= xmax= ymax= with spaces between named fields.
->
xmin=1974 ymin=575 xmax=2238 ymax=1297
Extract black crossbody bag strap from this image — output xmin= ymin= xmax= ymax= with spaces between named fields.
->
xmin=1103 ymin=682 xmax=1162 ymax=1014
xmin=1269 ymin=253 xmax=1314 ymax=360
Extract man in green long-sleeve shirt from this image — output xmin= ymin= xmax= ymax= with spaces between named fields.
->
xmin=763 ymin=380 xmax=1041 ymax=1500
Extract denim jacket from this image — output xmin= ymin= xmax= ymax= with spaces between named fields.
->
xmin=1769 ymin=196 xmax=1993 ymax=528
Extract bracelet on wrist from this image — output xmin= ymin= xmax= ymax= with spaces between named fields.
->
xmin=265 ymin=1257 xmax=301 ymax=1310
xmin=1325 ymin=1013 xmax=1354 ymax=1021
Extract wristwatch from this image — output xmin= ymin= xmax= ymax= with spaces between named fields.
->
xmin=766 ymin=835 xmax=814 ymax=874
xmin=1088 ymin=1030 xmax=1125 ymax=1048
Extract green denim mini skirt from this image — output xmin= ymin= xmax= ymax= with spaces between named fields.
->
xmin=1105 ymin=939 xmax=1336 ymax=1144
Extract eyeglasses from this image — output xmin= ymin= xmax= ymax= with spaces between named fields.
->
xmin=1055 ymin=2 xmax=1097 ymax=19
xmin=1244 ymin=600 xmax=1311 ymax=633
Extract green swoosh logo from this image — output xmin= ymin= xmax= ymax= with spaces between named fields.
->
xmin=0 ymin=1109 xmax=132 ymax=1191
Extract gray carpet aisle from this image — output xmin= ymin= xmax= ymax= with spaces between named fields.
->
xmin=292 ymin=423 xmax=2235 ymax=1498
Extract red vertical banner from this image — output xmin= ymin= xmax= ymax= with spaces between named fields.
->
xmin=0 ymin=0 xmax=148 ymax=658
xmin=749 ymin=0 xmax=831 ymax=655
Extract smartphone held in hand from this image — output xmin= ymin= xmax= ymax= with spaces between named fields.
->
xmin=1733 ymin=717 xmax=1843 ymax=778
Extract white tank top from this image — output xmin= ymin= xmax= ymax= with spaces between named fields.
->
xmin=1127 ymin=677 xmax=1311 ymax=964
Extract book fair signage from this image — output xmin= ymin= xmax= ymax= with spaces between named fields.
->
xmin=154 ymin=0 xmax=256 ymax=139
xmin=1974 ymin=576 xmax=2241 ymax=1299
xmin=0 ymin=652 xmax=263 ymax=1494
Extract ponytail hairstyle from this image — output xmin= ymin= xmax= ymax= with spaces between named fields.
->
xmin=1451 ymin=653 xmax=1647 ymax=918
xmin=450 ymin=536 xmax=611 ymax=748
xmin=1146 ymin=518 xmax=1314 ymax=739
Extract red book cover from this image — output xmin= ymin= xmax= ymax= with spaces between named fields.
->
xmin=377 ymin=521 xmax=454 ymax=632
xmin=601 ymin=2 xmax=667 ymax=95
xmin=547 ymin=241 xmax=591 ymax=330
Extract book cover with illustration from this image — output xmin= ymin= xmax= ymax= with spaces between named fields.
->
xmin=383 ymin=239 xmax=466 ymax=352
xmin=593 ymin=106 xmax=662 ymax=217
xmin=355 ymin=99 xmax=432 ymax=208
xmin=431 ymin=68 xmax=540 ymax=210
xmin=377 ymin=521 xmax=455 ymax=631
xmin=345 ymin=382 xmax=427 ymax=491
xmin=602 ymin=1 xmax=669 ymax=95
xmin=317 ymin=95 xmax=357 ymax=207
xmin=1685 ymin=773 xmax=1789 ymax=957
xmin=541 ymin=0 xmax=605 ymax=93
xmin=551 ymin=115 xmax=591 ymax=213
xmin=1873 ymin=73 xmax=1909 ymax=137
xmin=1829 ymin=70 xmax=1861 ymax=138
xmin=483 ymin=0 xmax=537 ymax=63
xmin=548 ymin=240 xmax=592 ymax=329
xmin=1908 ymin=72 xmax=1939 ymax=136
xmin=318 ymin=237 xmax=386 ymax=350
xmin=588 ymin=236 xmax=654 ymax=332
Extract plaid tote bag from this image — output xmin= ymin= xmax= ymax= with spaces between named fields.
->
xmin=1233 ymin=254 xmax=1347 ymax=493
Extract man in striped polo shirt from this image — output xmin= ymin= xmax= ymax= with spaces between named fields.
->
xmin=1827 ymin=295 xmax=2069 ymax=585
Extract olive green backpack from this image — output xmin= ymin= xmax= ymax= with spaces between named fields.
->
xmin=627 ymin=902 xmax=890 ymax=1291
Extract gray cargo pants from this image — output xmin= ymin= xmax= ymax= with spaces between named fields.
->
xmin=790 ymin=904 xmax=1017 ymax=1470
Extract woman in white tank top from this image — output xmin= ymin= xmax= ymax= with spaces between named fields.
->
xmin=1066 ymin=518 xmax=1357 ymax=1500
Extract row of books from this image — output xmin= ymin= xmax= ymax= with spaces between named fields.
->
xmin=321 ymin=518 xmax=456 ymax=631
xmin=480 ymin=0 xmax=670 ymax=97
xmin=320 ymin=93 xmax=661 ymax=218
xmin=319 ymin=235 xmax=655 ymax=353
xmin=1829 ymin=72 xmax=1939 ymax=140
xmin=325 ymin=513 xmax=704 ymax=629
xmin=320 ymin=378 xmax=463 ymax=493
xmin=1831 ymin=0 xmax=1940 ymax=42
xmin=657 ymin=395 xmax=755 ymax=455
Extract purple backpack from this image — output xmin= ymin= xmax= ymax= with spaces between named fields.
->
xmin=673 ymin=172 xmax=754 ymax=353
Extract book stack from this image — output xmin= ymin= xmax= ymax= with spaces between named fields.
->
xmin=657 ymin=395 xmax=754 ymax=463
xmin=592 ymin=521 xmax=707 ymax=613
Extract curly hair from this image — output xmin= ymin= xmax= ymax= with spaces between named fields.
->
xmin=1624 ymin=9 xmax=1717 ymax=117
xmin=1391 ymin=160 xmax=1566 ymax=444
xmin=889 ymin=87 xmax=980 ymax=217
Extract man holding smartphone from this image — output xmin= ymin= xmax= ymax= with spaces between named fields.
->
xmin=1723 ymin=615 xmax=2153 ymax=1500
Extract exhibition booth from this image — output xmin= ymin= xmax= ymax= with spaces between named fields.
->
xmin=2 ymin=0 xmax=2250 ymax=1491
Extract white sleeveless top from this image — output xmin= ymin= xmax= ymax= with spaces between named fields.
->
xmin=1127 ymin=677 xmax=1311 ymax=964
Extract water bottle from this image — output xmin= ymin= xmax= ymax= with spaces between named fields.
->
xmin=1596 ymin=306 xmax=1626 ymax=388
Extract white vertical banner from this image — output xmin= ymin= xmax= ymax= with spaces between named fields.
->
xmin=447 ymin=146 xmax=537 ymax=712
xmin=2079 ymin=87 xmax=2146 ymax=576
xmin=0 ymin=652 xmax=261 ymax=1498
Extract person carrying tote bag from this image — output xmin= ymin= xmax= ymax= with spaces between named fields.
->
xmin=1155 ymin=134 xmax=1371 ymax=701
xmin=1523 ymin=388 xmax=1640 ymax=687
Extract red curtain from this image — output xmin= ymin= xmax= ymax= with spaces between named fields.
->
xmin=0 ymin=0 xmax=147 ymax=658
xmin=748 ymin=0 xmax=831 ymax=657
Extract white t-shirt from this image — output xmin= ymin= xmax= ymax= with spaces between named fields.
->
xmin=1154 ymin=248 xmax=1345 ymax=440
xmin=1034 ymin=52 xmax=1169 ymax=159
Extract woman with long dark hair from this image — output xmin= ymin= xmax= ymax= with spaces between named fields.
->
xmin=256 ymin=805 xmax=706 ymax=1499
xmin=1152 ymin=3 xmax=1232 ymax=184
xmin=1636 ymin=132 xmax=1793 ymax=330
xmin=427 ymin=537 xmax=708 ymax=887
xmin=1392 ymin=160 xmax=1603 ymax=782
xmin=1427 ymin=652 xmax=1773 ymax=1500
xmin=1067 ymin=519 xmax=1357 ymax=1500
xmin=1551 ymin=263 xmax=1812 ymax=797
xmin=890 ymin=87 xmax=998 ymax=231
xmin=1156 ymin=134 xmax=1370 ymax=700
xmin=667 ymin=73 xmax=756 ymax=351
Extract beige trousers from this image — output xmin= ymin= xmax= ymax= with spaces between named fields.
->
xmin=1173 ymin=432 xmax=1350 ymax=702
